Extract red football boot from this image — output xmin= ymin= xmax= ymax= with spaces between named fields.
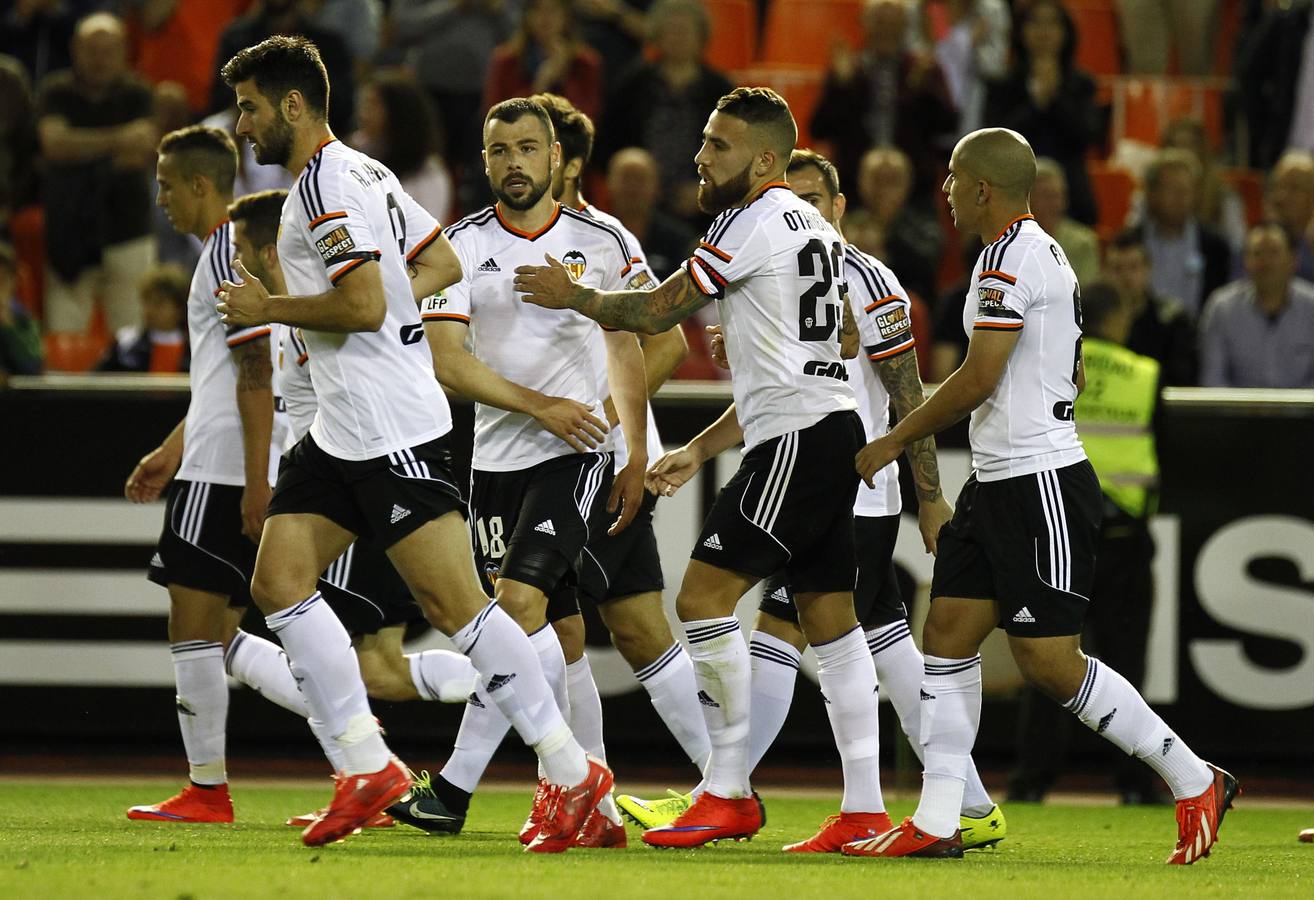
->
xmin=841 ymin=817 xmax=964 ymax=858
xmin=525 ymin=757 xmax=614 ymax=854
xmin=642 ymin=791 xmax=765 ymax=849
xmin=286 ymin=807 xmax=395 ymax=828
xmin=783 ymin=811 xmax=893 ymax=853
xmin=1167 ymin=763 xmax=1240 ymax=865
xmin=301 ymin=758 xmax=411 ymax=847
xmin=127 ymin=783 xmax=234 ymax=823
xmin=519 ymin=778 xmax=550 ymax=845
xmin=573 ymin=807 xmax=628 ymax=848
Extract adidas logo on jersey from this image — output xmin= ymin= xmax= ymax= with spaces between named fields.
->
xmin=697 ymin=690 xmax=720 ymax=708
xmin=477 ymin=258 xmax=501 ymax=272
xmin=534 ymin=519 xmax=556 ymax=536
xmin=702 ymin=533 xmax=723 ymax=550
xmin=1013 ymin=606 xmax=1036 ymax=623
xmin=390 ymin=504 xmax=412 ymax=524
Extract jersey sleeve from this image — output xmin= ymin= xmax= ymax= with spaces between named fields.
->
xmin=615 ymin=223 xmax=657 ymax=293
xmin=396 ymin=187 xmax=444 ymax=265
xmin=212 ymin=231 xmax=271 ymax=348
xmin=300 ymin=167 xmax=383 ymax=287
xmin=972 ymin=245 xmax=1036 ymax=331
xmin=846 ymin=254 xmax=915 ymax=361
xmin=686 ymin=215 xmax=767 ymax=299
xmin=419 ymin=229 xmax=475 ymax=324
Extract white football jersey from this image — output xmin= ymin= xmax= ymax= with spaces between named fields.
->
xmin=687 ymin=182 xmax=857 ymax=450
xmin=277 ymin=139 xmax=451 ymax=461
xmin=847 ymin=247 xmax=918 ymax=517
xmin=177 ymin=219 xmax=288 ymax=486
xmin=962 ymin=215 xmax=1086 ymax=480
xmin=579 ymin=203 xmax=664 ymax=470
xmin=426 ymin=203 xmax=634 ymax=472
xmin=275 ymin=323 xmax=317 ymax=442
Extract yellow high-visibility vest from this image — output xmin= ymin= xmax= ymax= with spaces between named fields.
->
xmin=1076 ymin=338 xmax=1160 ymax=518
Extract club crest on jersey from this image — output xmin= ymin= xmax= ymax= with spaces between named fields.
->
xmin=562 ymin=250 xmax=587 ymax=280
xmin=316 ymin=225 xmax=356 ymax=263
xmin=876 ymin=305 xmax=909 ymax=339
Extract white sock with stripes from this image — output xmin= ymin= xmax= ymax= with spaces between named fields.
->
xmin=265 ymin=593 xmax=389 ymax=776
xmin=1066 ymin=657 xmax=1211 ymax=800
xmin=746 ymin=630 xmax=801 ymax=774
xmin=407 ymin=650 xmax=479 ymax=702
xmin=440 ymin=685 xmax=509 ymax=793
xmin=635 ymin=642 xmax=711 ymax=773
xmin=171 ymin=640 xmax=228 ymax=785
xmin=815 ymin=627 xmax=884 ymax=814
xmin=224 ymin=630 xmax=307 ymax=716
xmin=868 ymin=624 xmax=994 ymax=817
xmin=913 ymin=655 xmax=982 ymax=839
xmin=684 ymin=617 xmax=752 ymax=798
xmin=566 ymin=654 xmax=621 ymax=823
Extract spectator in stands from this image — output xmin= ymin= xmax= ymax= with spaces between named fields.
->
xmin=811 ymin=0 xmax=957 ymax=210
xmin=1032 ymin=156 xmax=1099 ymax=288
xmin=353 ymin=71 xmax=453 ymax=221
xmin=483 ymin=0 xmax=603 ymax=122
xmin=95 ymin=263 xmax=190 ymax=374
xmin=915 ymin=0 xmax=1011 ymax=137
xmin=0 ymin=0 xmax=75 ymax=84
xmin=984 ymin=0 xmax=1100 ymax=226
xmin=1116 ymin=0 xmax=1221 ymax=76
xmin=307 ymin=0 xmax=384 ymax=72
xmin=128 ymin=0 xmax=249 ymax=116
xmin=37 ymin=12 xmax=157 ymax=335
xmin=1161 ymin=117 xmax=1248 ymax=255
xmin=930 ymin=237 xmax=982 ymax=382
xmin=1265 ymin=151 xmax=1314 ymax=284
xmin=1200 ymin=223 xmax=1314 ymax=388
xmin=600 ymin=0 xmax=732 ymax=224
xmin=843 ymin=146 xmax=942 ymax=302
xmin=209 ymin=1 xmax=356 ymax=136
xmin=0 ymin=241 xmax=43 ymax=379
xmin=0 ymin=56 xmax=38 ymax=230
xmin=604 ymin=147 xmax=696 ymax=280
xmin=576 ymin=0 xmax=653 ymax=80
xmin=1104 ymin=229 xmax=1198 ymax=386
xmin=1236 ymin=0 xmax=1312 ymax=168
xmin=1129 ymin=148 xmax=1231 ymax=319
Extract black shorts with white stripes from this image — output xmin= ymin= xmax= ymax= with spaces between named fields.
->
xmin=469 ymin=452 xmax=614 ymax=600
xmin=690 ymin=410 xmax=864 ymax=594
xmin=759 ymin=513 xmax=905 ymax=627
xmin=318 ymin=534 xmax=421 ymax=637
xmin=577 ymin=490 xmax=664 ymax=606
xmin=930 ymin=460 xmax=1101 ymax=637
xmin=267 ymin=432 xmax=466 ymax=548
xmin=148 ymin=479 xmax=256 ymax=606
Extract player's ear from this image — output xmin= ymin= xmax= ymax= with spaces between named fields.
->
xmin=833 ymin=191 xmax=847 ymax=221
xmin=550 ymin=141 xmax=562 ymax=172
xmin=481 ymin=149 xmax=490 ymax=177
xmin=260 ymin=243 xmax=279 ymax=276
xmin=283 ymin=89 xmax=301 ymax=123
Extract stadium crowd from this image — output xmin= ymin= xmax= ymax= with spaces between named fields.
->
xmin=1 ymin=0 xmax=1313 ymax=389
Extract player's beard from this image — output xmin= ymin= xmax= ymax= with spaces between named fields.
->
xmin=698 ymin=161 xmax=754 ymax=215
xmin=492 ymin=171 xmax=550 ymax=212
xmin=252 ymin=114 xmax=295 ymax=167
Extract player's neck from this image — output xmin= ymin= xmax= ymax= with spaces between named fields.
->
xmin=741 ymin=170 xmax=787 ymax=206
xmin=286 ymin=125 xmax=335 ymax=175
xmin=977 ymin=204 xmax=1032 ymax=243
xmin=497 ymin=195 xmax=560 ymax=234
xmin=195 ymin=198 xmax=235 ymax=242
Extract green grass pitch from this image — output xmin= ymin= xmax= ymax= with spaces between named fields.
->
xmin=0 ymin=781 xmax=1310 ymax=899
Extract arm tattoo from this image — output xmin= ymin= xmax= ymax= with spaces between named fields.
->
xmin=572 ymin=269 xmax=710 ymax=334
xmin=234 ymin=339 xmax=273 ymax=391
xmin=873 ymin=349 xmax=943 ymax=503
xmin=839 ymin=295 xmax=859 ymax=359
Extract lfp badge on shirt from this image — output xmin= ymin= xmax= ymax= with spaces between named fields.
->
xmin=562 ymin=250 xmax=588 ymax=280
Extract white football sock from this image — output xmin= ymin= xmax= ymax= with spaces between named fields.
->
xmin=440 ymin=686 xmax=509 ymax=793
xmin=867 ymin=624 xmax=994 ymax=817
xmin=815 ymin=627 xmax=884 ymax=814
xmin=528 ymin=623 xmax=570 ymax=716
xmin=265 ymin=593 xmax=388 ymax=775
xmin=308 ymin=715 xmax=348 ymax=773
xmin=171 ymin=640 xmax=228 ymax=785
xmin=407 ymin=650 xmax=479 ymax=702
xmin=566 ymin=654 xmax=619 ymax=822
xmin=225 ymin=630 xmax=308 ymax=716
xmin=634 ymin=642 xmax=711 ymax=773
xmin=1066 ymin=656 xmax=1212 ymax=799
xmin=913 ymin=655 xmax=982 ymax=838
xmin=684 ymin=617 xmax=752 ymax=798
xmin=746 ymin=630 xmax=801 ymax=774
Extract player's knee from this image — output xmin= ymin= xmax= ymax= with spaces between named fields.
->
xmin=1012 ymin=643 xmax=1081 ymax=701
xmin=494 ymin=580 xmax=550 ymax=631
xmin=552 ymin=616 xmax=585 ymax=662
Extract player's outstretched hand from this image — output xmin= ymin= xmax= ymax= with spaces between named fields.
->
xmin=646 ymin=445 xmax=704 ymax=497
xmin=535 ymin=396 xmax=609 ymax=453
xmin=514 ymin=254 xmax=579 ymax=310
xmin=125 ymin=445 xmax=179 ymax=503
xmin=606 ymin=460 xmax=645 ymax=536
xmin=240 ymin=481 xmax=272 ymax=544
xmin=855 ymin=435 xmax=901 ymax=489
xmin=217 ymin=259 xmax=271 ymax=328
xmin=917 ymin=494 xmax=954 ymax=556
xmin=707 ymin=324 xmax=730 ymax=370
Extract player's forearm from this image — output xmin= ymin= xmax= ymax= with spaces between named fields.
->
xmin=234 ymin=347 xmax=274 ymax=486
xmin=264 ymin=289 xmax=385 ymax=333
xmin=875 ymin=350 xmax=943 ymax=502
xmin=639 ymin=326 xmax=689 ymax=396
xmin=409 ymin=239 xmax=462 ymax=301
xmin=426 ymin=334 xmax=542 ymax=416
xmin=606 ymin=331 xmax=649 ymax=467
xmin=566 ymin=269 xmax=708 ymax=335
xmin=688 ymin=403 xmax=743 ymax=462
xmin=159 ymin=418 xmax=186 ymax=462
xmin=888 ymin=366 xmax=990 ymax=449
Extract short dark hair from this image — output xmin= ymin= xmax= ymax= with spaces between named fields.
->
xmin=221 ymin=35 xmax=330 ymax=119
xmin=484 ymin=97 xmax=556 ymax=144
xmin=715 ymin=87 xmax=797 ymax=156
xmin=1081 ymin=279 xmax=1125 ymax=335
xmin=788 ymin=149 xmax=840 ymax=197
xmin=531 ymin=92 xmax=594 ymax=167
xmin=228 ymin=190 xmax=289 ymax=251
xmin=137 ymin=263 xmax=190 ymax=312
xmin=158 ymin=125 xmax=238 ymax=193
xmin=1108 ymin=228 xmax=1150 ymax=258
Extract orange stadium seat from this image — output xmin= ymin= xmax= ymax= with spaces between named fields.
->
xmin=760 ymin=0 xmax=865 ymax=70
xmin=8 ymin=204 xmax=45 ymax=319
xmin=44 ymin=332 xmax=110 ymax=373
xmin=1222 ymin=168 xmax=1266 ymax=227
xmin=1109 ymin=77 xmax=1227 ymax=149
xmin=703 ymin=0 xmax=757 ymax=73
xmin=733 ymin=66 xmax=826 ymax=145
xmin=1089 ymin=162 xmax=1136 ymax=241
xmin=1065 ymin=0 xmax=1122 ymax=77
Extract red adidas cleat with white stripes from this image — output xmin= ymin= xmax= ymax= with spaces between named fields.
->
xmin=1167 ymin=763 xmax=1240 ymax=865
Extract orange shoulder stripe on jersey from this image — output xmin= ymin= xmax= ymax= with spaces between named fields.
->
xmin=699 ymin=241 xmax=733 ymax=263
xmin=227 ymin=327 xmax=272 ymax=347
xmin=864 ymin=295 xmax=902 ymax=313
xmin=310 ymin=210 xmax=348 ymax=228
xmin=973 ymin=321 xmax=1024 ymax=331
xmin=406 ymin=224 xmax=444 ymax=262
xmin=621 ymin=261 xmax=633 ymax=277
xmin=421 ymin=312 xmax=470 ymax=323
xmin=868 ymin=339 xmax=916 ymax=361
xmin=989 ymin=213 xmax=1035 ymax=244
xmin=979 ymin=270 xmax=1017 ymax=285
xmin=296 ymin=352 xmax=309 ymax=365
xmin=329 ymin=256 xmax=371 ymax=285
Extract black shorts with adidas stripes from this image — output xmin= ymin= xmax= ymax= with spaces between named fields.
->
xmin=469 ymin=452 xmax=614 ymax=601
xmin=690 ymin=411 xmax=864 ymax=594
xmin=576 ymin=489 xmax=664 ymax=606
xmin=317 ymin=534 xmax=421 ymax=637
xmin=930 ymin=460 xmax=1101 ymax=637
xmin=267 ymin=432 xmax=466 ymax=548
xmin=148 ymin=480 xmax=257 ymax=606
xmin=759 ymin=513 xmax=905 ymax=628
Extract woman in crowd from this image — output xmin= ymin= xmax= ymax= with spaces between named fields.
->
xmin=353 ymin=71 xmax=454 ymax=222
xmin=482 ymin=0 xmax=602 ymax=122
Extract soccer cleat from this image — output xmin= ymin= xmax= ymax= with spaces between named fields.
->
xmin=572 ymin=807 xmax=628 ymax=848
xmin=642 ymin=791 xmax=765 ymax=849
xmin=386 ymin=769 xmax=465 ymax=835
xmin=959 ymin=804 xmax=1008 ymax=850
xmin=1167 ymin=763 xmax=1240 ymax=865
xmin=301 ymin=757 xmax=412 ymax=847
xmin=285 ymin=808 xmax=395 ymax=828
xmin=782 ymin=811 xmax=893 ymax=853
xmin=127 ymin=783 xmax=234 ymax=823
xmin=525 ymin=756 xmax=615 ymax=854
xmin=841 ymin=817 xmax=964 ymax=858
xmin=616 ymin=790 xmax=692 ymax=829
xmin=518 ymin=778 xmax=550 ymax=845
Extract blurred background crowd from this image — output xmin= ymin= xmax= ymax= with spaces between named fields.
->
xmin=2 ymin=0 xmax=1313 ymax=390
